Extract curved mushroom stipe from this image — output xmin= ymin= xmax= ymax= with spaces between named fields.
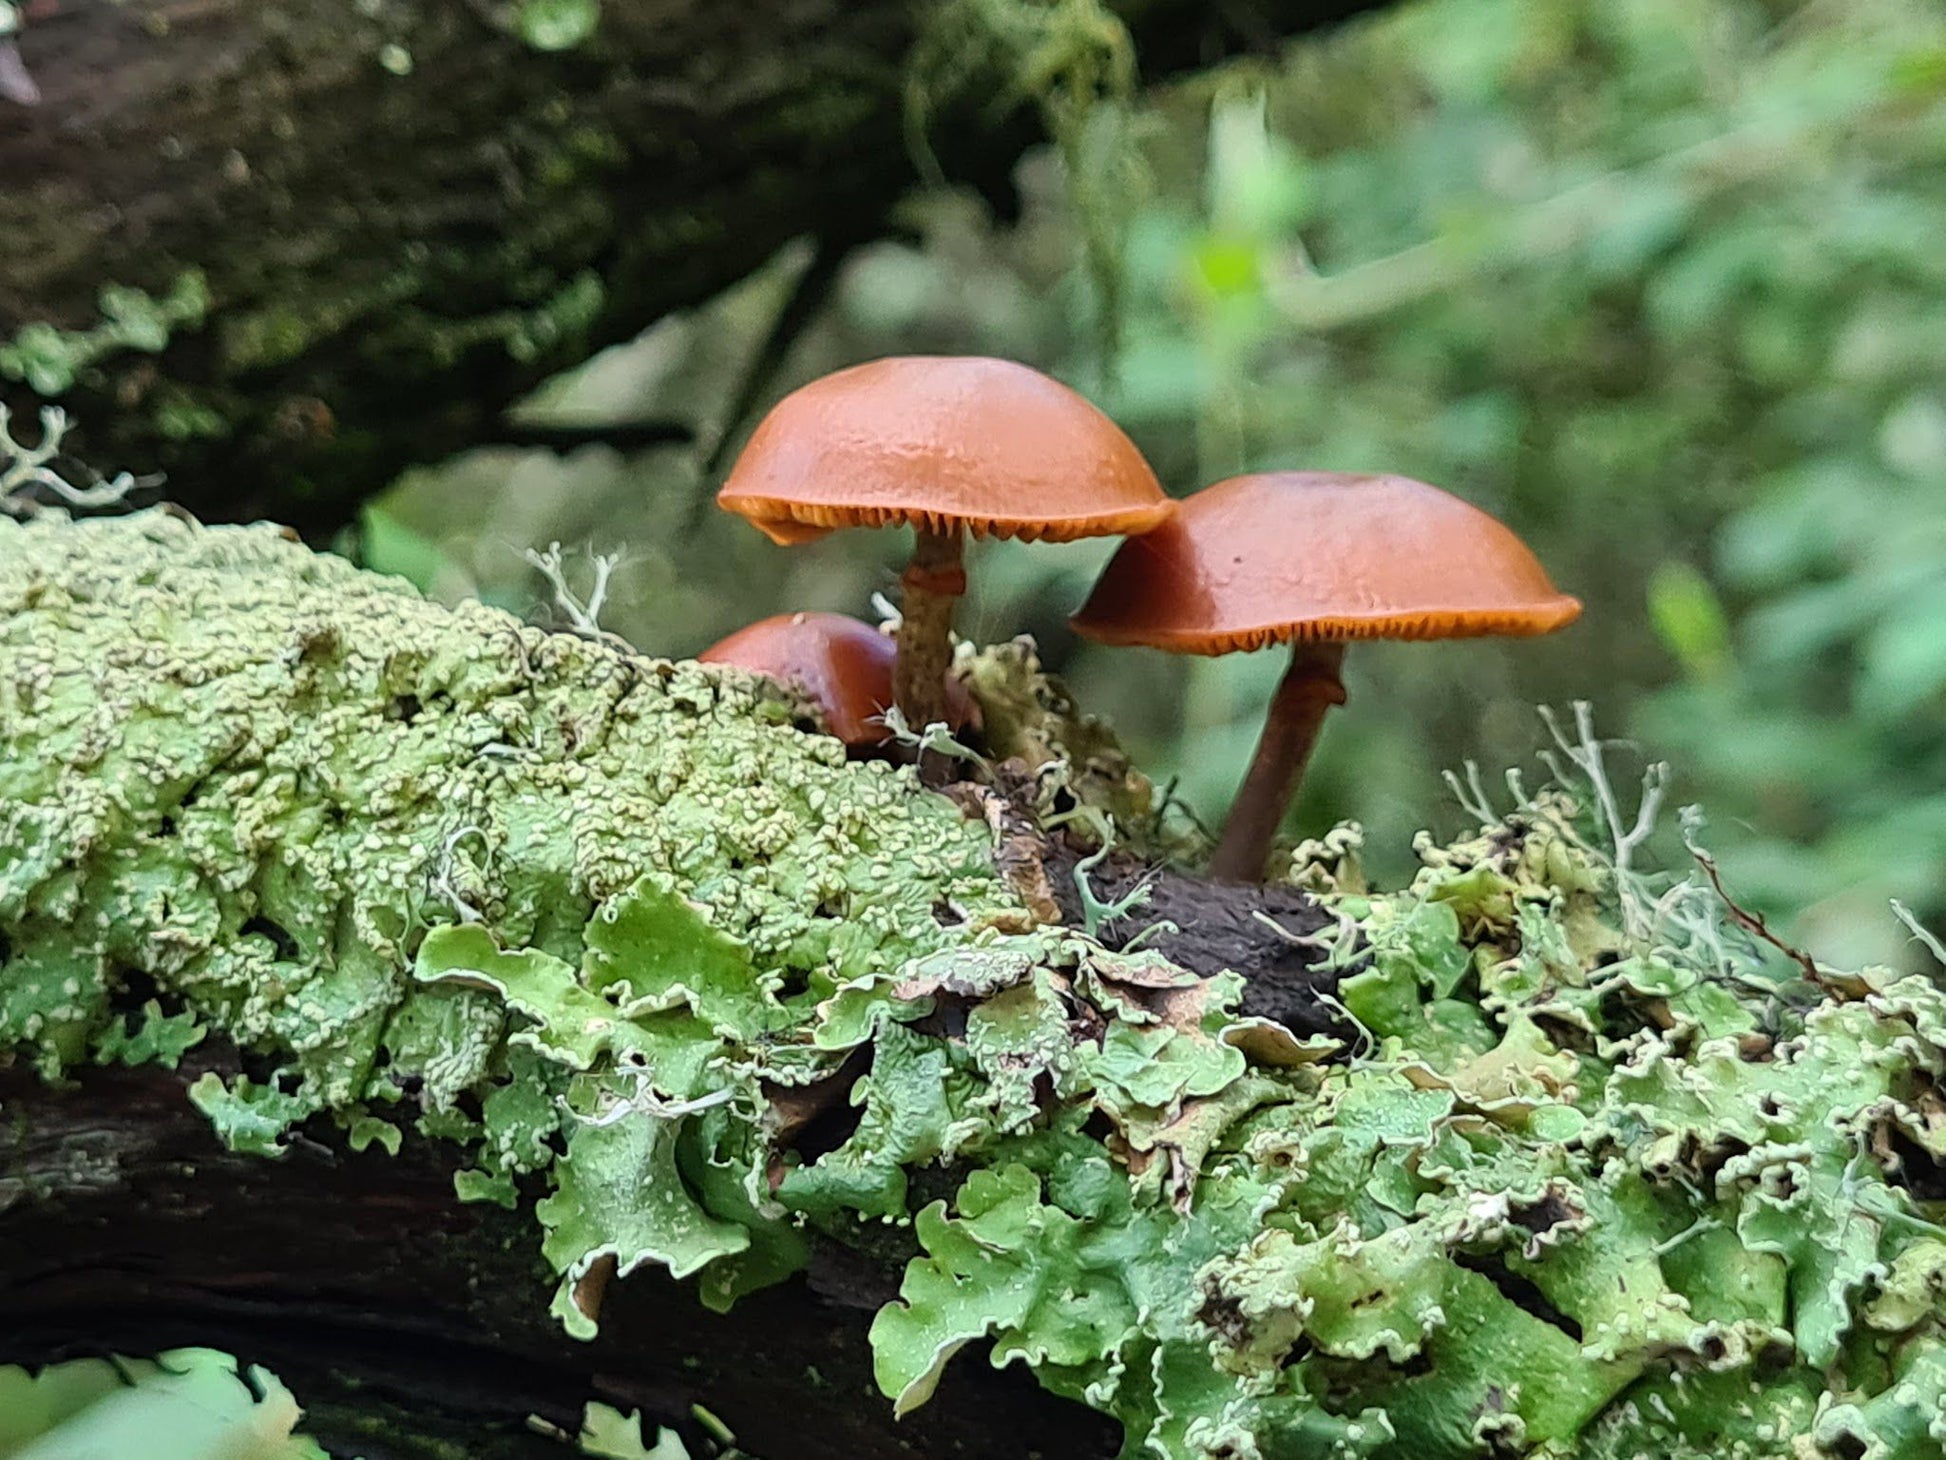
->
xmin=1208 ymin=642 xmax=1347 ymax=883
xmin=1072 ymin=471 xmax=1582 ymax=880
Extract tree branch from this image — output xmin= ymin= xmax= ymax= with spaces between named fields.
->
xmin=0 ymin=0 xmax=1385 ymax=539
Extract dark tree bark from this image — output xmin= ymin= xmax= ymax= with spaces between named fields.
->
xmin=0 ymin=0 xmax=1383 ymax=540
xmin=0 ymin=1056 xmax=1121 ymax=1460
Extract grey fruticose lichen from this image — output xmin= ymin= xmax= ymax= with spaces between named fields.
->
xmin=4 ymin=510 xmax=1945 ymax=1459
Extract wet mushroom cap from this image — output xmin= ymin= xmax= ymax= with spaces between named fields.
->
xmin=717 ymin=356 xmax=1173 ymax=545
xmin=1070 ymin=471 xmax=1582 ymax=653
xmin=698 ymin=611 xmax=978 ymax=747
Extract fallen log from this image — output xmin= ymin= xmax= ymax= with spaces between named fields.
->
xmin=3 ymin=511 xmax=1943 ymax=1459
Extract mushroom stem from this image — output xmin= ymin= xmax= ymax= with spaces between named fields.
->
xmin=1209 ymin=640 xmax=1348 ymax=883
xmin=892 ymin=525 xmax=967 ymax=744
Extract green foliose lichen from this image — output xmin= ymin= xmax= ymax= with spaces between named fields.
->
xmin=0 ymin=508 xmax=1019 ymax=1327
xmin=865 ymin=798 xmax=1946 ymax=1459
xmin=5 ymin=511 xmax=1945 ymax=1459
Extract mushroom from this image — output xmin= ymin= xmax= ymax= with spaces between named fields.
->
xmin=698 ymin=610 xmax=977 ymax=753
xmin=717 ymin=356 xmax=1172 ymax=739
xmin=1070 ymin=471 xmax=1581 ymax=882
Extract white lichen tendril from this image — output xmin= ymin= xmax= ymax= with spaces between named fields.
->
xmin=1448 ymin=703 xmax=1782 ymax=986
xmin=522 ymin=541 xmax=632 ymax=651
xmin=1445 ymin=702 xmax=1668 ymax=944
xmin=430 ymin=825 xmax=491 ymax=925
xmin=876 ymin=703 xmax=990 ymax=773
xmin=0 ymin=405 xmax=144 ymax=517
xmin=1066 ymin=806 xmax=1177 ymax=948
xmin=1252 ymin=905 xmax=1361 ymax=961
xmin=1536 ymin=702 xmax=1667 ymax=937
xmin=1890 ymin=899 xmax=1946 ymax=967
xmin=567 ymin=1057 xmax=737 ymax=1128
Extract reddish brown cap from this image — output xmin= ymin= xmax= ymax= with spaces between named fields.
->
xmin=698 ymin=611 xmax=978 ymax=747
xmin=717 ymin=356 xmax=1172 ymax=546
xmin=1070 ymin=471 xmax=1581 ymax=653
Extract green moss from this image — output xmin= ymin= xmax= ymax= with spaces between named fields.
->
xmin=4 ymin=512 xmax=1945 ymax=1457
xmin=0 ymin=273 xmax=210 ymax=396
xmin=905 ymin=0 xmax=1140 ymax=359
xmin=219 ymin=270 xmax=423 ymax=373
xmin=517 ymin=0 xmax=600 ymax=53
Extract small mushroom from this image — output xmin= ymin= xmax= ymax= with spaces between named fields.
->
xmin=717 ymin=356 xmax=1172 ymax=740
xmin=698 ymin=611 xmax=978 ymax=754
xmin=1071 ymin=471 xmax=1581 ymax=882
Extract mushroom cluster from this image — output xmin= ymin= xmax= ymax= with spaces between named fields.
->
xmin=713 ymin=357 xmax=1580 ymax=883
xmin=717 ymin=356 xmax=1172 ymax=736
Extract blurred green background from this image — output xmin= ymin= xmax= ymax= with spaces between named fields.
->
xmin=361 ymin=0 xmax=1946 ymax=975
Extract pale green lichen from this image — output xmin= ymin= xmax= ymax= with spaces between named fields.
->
xmin=0 ymin=508 xmax=1018 ymax=1326
xmin=4 ymin=512 xmax=1945 ymax=1458
xmin=865 ymin=797 xmax=1946 ymax=1459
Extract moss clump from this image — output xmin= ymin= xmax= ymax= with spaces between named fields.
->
xmin=4 ymin=511 xmax=1944 ymax=1457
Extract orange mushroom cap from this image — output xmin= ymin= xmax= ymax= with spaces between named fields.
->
xmin=717 ymin=356 xmax=1173 ymax=546
xmin=698 ymin=611 xmax=978 ymax=748
xmin=1070 ymin=471 xmax=1582 ymax=654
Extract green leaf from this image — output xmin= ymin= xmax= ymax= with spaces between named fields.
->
xmin=871 ymin=1165 xmax=1138 ymax=1417
xmin=1858 ymin=582 xmax=1946 ymax=717
xmin=347 ymin=1114 xmax=402 ymax=1155
xmin=92 ymin=999 xmax=207 ymax=1069
xmin=357 ymin=504 xmax=460 ymax=597
xmin=1647 ymin=560 xmax=1733 ymax=681
xmin=414 ymin=923 xmax=628 ymax=1073
xmin=583 ymin=875 xmax=767 ymax=1043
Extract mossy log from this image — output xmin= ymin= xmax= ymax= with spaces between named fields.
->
xmin=0 ymin=0 xmax=1381 ymax=539
xmin=0 ymin=508 xmax=1332 ymax=1458
xmin=4 ymin=512 xmax=1946 ymax=1460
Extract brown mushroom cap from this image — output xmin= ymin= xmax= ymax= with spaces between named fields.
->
xmin=718 ymin=356 xmax=1173 ymax=545
xmin=698 ymin=611 xmax=978 ymax=747
xmin=1070 ymin=471 xmax=1582 ymax=653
